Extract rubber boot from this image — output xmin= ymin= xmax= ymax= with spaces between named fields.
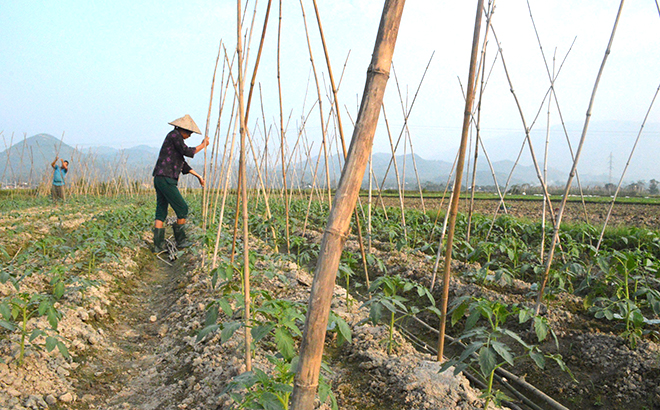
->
xmin=152 ymin=227 xmax=166 ymax=253
xmin=172 ymin=223 xmax=192 ymax=249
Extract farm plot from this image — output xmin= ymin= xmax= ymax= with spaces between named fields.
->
xmin=0 ymin=193 xmax=498 ymax=410
xmin=1 ymin=192 xmax=659 ymax=410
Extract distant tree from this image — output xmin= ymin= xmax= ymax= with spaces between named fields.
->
xmin=650 ymin=179 xmax=659 ymax=195
xmin=604 ymin=183 xmax=615 ymax=194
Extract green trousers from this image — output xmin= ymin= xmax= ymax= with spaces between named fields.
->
xmin=154 ymin=176 xmax=189 ymax=222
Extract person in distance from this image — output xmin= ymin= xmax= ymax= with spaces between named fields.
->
xmin=51 ymin=157 xmax=69 ymax=201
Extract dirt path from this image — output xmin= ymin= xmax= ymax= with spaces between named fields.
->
xmin=75 ymin=252 xmax=192 ymax=410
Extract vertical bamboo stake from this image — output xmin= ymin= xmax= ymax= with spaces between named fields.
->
xmin=304 ymin=4 xmax=372 ymax=286
xmin=2 ymin=133 xmax=15 ymax=184
xmin=541 ymin=52 xmax=555 ymax=261
xmin=202 ymin=41 xmax=222 ymax=231
xmin=277 ymin=0 xmax=290 ymax=253
xmin=536 ymin=0 xmax=626 ymax=315
xmin=437 ymin=0 xmax=484 ymax=362
xmin=368 ymin=153 xmax=373 ymax=252
xmin=212 ymin=119 xmax=239 ymax=269
xmin=300 ymin=0 xmax=332 ymax=206
xmin=466 ymin=3 xmax=493 ymax=242
xmin=291 ymin=1 xmax=405 ymax=408
xmin=381 ymin=103 xmax=408 ymax=241
xmin=236 ymin=0 xmax=251 ymax=373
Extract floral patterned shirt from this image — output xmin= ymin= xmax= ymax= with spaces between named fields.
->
xmin=152 ymin=129 xmax=196 ymax=180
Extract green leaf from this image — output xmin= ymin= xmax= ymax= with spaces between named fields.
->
xmin=478 ymin=346 xmax=497 ymax=377
xmin=518 ymin=308 xmax=533 ymax=324
xmin=529 ymin=350 xmax=545 ymax=369
xmin=205 ymin=305 xmax=219 ymax=327
xmin=533 ymin=317 xmax=549 ymax=342
xmin=57 ymin=341 xmax=70 ymax=359
xmin=252 ymin=324 xmax=274 ymax=342
xmin=261 ymin=392 xmax=286 ymax=410
xmin=53 ymin=281 xmax=65 ymax=300
xmin=0 ymin=320 xmax=16 ymax=331
xmin=491 ymin=341 xmax=514 ymax=367
xmin=604 ymin=309 xmax=614 ymax=320
xmin=38 ymin=300 xmax=50 ymax=316
xmin=275 ymin=327 xmax=295 ymax=361
xmin=380 ymin=299 xmax=398 ymax=314
xmin=196 ymin=324 xmax=220 ymax=342
xmin=45 ymin=336 xmax=57 ymax=351
xmin=29 ymin=329 xmax=45 ymax=342
xmin=221 ymin=321 xmax=243 ymax=344
xmin=631 ymin=310 xmax=645 ymax=327
xmin=335 ymin=316 xmax=352 ymax=346
xmin=451 ymin=301 xmax=469 ymax=326
xmin=0 ymin=303 xmax=11 ymax=320
xmin=458 ymin=341 xmax=483 ymax=363
xmin=218 ymin=298 xmax=233 ymax=316
xmin=368 ymin=302 xmax=383 ymax=324
xmin=502 ymin=329 xmax=531 ymax=349
xmin=427 ymin=306 xmax=443 ymax=319
xmin=465 ymin=308 xmax=481 ymax=331
xmin=47 ymin=308 xmax=59 ymax=329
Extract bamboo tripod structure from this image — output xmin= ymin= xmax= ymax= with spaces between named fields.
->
xmin=535 ymin=0 xmax=626 ymax=314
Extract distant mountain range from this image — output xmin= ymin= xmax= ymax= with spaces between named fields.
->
xmin=2 ymin=122 xmax=657 ymax=189
xmin=0 ymin=134 xmax=165 ymax=186
xmin=430 ymin=120 xmax=660 ymax=185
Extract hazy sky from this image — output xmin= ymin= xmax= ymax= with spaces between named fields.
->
xmin=1 ymin=1 xmax=659 ymax=166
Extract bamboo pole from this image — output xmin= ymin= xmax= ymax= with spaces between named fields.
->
xmin=536 ymin=0 xmax=626 ymax=315
xmin=541 ymin=52 xmax=555 ymax=261
xmin=212 ymin=118 xmax=239 ymax=269
xmin=368 ymin=153 xmax=373 ymax=251
xmin=489 ymin=26 xmax=557 ymax=225
xmin=277 ymin=0 xmax=290 ymax=253
xmin=212 ymin=81 xmax=238 ymax=228
xmin=236 ymin=0 xmax=251 ymax=372
xmin=2 ymin=133 xmax=15 ymax=185
xmin=202 ymin=41 xmax=222 ymax=231
xmin=221 ymin=52 xmax=277 ymax=245
xmin=291 ymin=2 xmax=405 ymax=407
xmin=466 ymin=3 xmax=494 ymax=242
xmin=373 ymin=55 xmax=434 ymax=211
xmin=381 ymin=103 xmax=408 ymax=241
xmin=298 ymin=3 xmax=333 ymax=208
xmin=437 ymin=0 xmax=484 ymax=362
xmin=526 ymin=1 xmax=590 ymax=224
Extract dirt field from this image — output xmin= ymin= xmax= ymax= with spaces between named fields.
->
xmin=378 ymin=196 xmax=660 ymax=230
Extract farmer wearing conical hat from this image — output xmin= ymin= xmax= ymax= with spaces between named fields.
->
xmin=152 ymin=114 xmax=209 ymax=253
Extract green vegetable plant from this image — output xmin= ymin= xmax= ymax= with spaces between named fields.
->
xmin=222 ymin=355 xmax=337 ymax=410
xmin=362 ymin=274 xmax=438 ymax=354
xmin=0 ymin=292 xmax=69 ymax=366
xmin=589 ymin=250 xmax=660 ymax=348
xmin=442 ymin=297 xmax=570 ymax=410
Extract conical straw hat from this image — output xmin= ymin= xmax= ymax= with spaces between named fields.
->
xmin=168 ymin=114 xmax=201 ymax=134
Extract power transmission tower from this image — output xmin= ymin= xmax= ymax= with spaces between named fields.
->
xmin=608 ymin=152 xmax=613 ymax=185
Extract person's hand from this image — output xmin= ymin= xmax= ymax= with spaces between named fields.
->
xmin=198 ymin=176 xmax=205 ymax=187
